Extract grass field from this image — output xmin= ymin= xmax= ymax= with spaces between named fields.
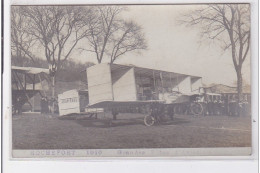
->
xmin=12 ymin=113 xmax=251 ymax=149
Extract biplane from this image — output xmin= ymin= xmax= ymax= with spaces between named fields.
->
xmin=58 ymin=63 xmax=204 ymax=126
xmin=12 ymin=66 xmax=49 ymax=114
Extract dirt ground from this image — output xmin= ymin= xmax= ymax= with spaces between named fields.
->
xmin=12 ymin=113 xmax=251 ymax=149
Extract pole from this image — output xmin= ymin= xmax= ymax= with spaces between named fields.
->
xmin=160 ymin=72 xmax=164 ymax=100
xmin=170 ymin=73 xmax=172 ymax=91
xmin=32 ymin=96 xmax=35 ymax=112
xmin=153 ymin=70 xmax=156 ymax=99
xmin=177 ymin=74 xmax=179 ymax=92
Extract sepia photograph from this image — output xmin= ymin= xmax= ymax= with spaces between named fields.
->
xmin=10 ymin=4 xmax=252 ymax=157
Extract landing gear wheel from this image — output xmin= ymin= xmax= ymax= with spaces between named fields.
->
xmin=190 ymin=103 xmax=203 ymax=116
xmin=144 ymin=115 xmax=155 ymax=126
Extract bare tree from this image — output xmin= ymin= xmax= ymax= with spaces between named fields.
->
xmin=20 ymin=6 xmax=92 ymax=72
xmin=82 ymin=6 xmax=147 ymax=64
xmin=13 ymin=6 xmax=93 ymax=112
xmin=108 ymin=21 xmax=147 ymax=63
xmin=181 ymin=4 xmax=250 ymax=102
xmin=11 ymin=7 xmax=37 ymax=64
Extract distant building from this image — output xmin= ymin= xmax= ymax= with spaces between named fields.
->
xmin=203 ymin=84 xmax=251 ymax=103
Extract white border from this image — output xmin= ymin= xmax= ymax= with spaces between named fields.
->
xmin=2 ymin=0 xmax=259 ymax=172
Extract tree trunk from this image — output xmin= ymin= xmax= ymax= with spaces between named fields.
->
xmin=51 ymin=75 xmax=55 ymax=114
xmin=236 ymin=68 xmax=243 ymax=103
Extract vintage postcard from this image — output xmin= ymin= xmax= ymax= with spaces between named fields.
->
xmin=10 ymin=4 xmax=253 ymax=158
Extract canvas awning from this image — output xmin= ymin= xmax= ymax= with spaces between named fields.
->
xmin=12 ymin=66 xmax=49 ymax=75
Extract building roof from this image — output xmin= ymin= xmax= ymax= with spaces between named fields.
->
xmin=203 ymin=84 xmax=251 ymax=94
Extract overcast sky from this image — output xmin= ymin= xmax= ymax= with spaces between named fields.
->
xmin=60 ymin=5 xmax=251 ymax=86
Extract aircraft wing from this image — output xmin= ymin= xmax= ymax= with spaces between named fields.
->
xmin=12 ymin=66 xmax=49 ymax=74
xmin=87 ymin=100 xmax=164 ymax=108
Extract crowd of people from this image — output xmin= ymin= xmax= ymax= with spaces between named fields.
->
xmin=203 ymin=94 xmax=251 ymax=116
